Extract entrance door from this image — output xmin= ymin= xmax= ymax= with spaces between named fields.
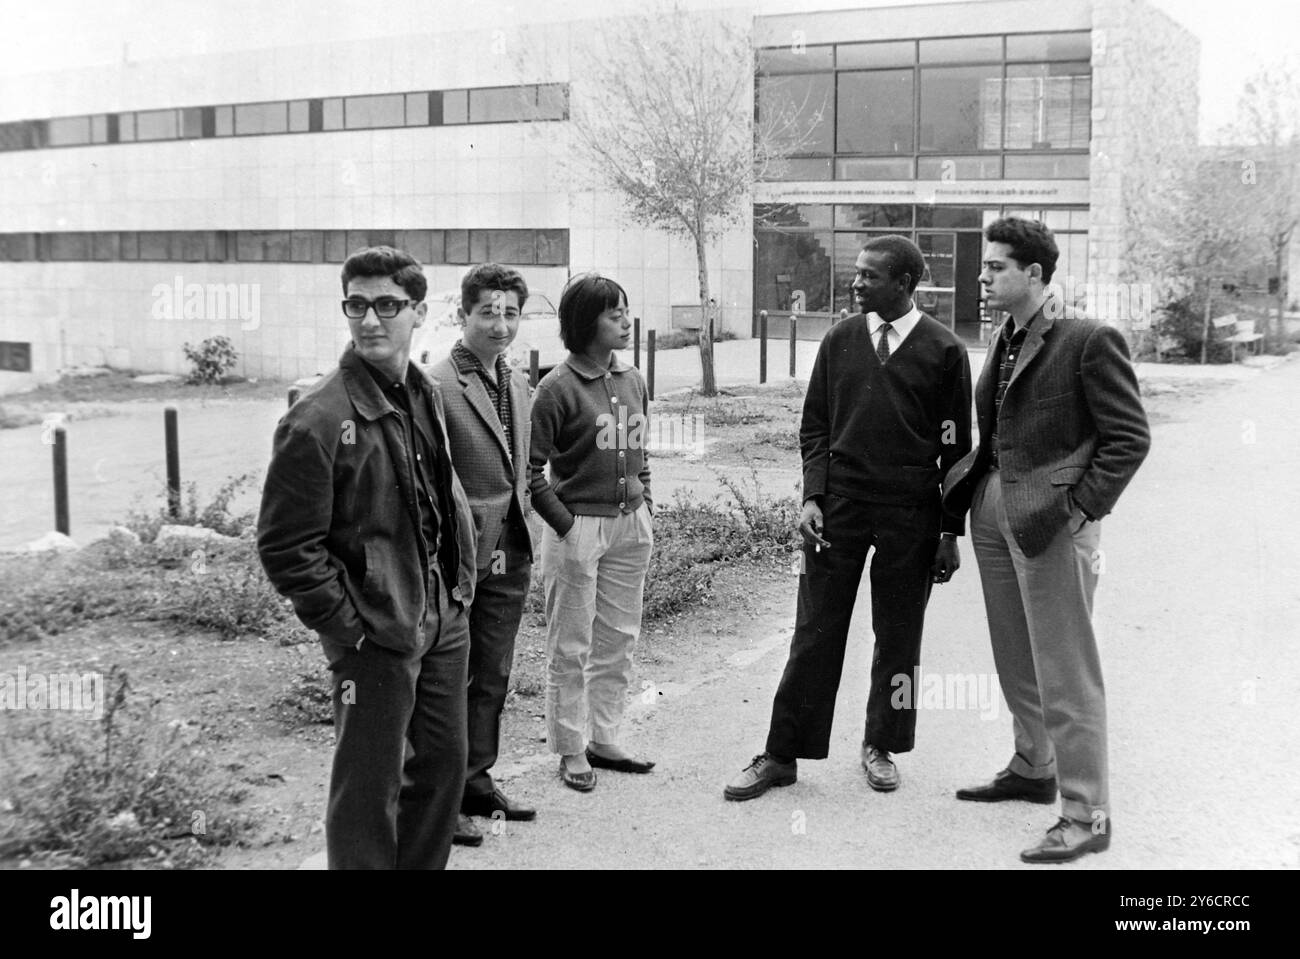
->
xmin=916 ymin=232 xmax=956 ymax=329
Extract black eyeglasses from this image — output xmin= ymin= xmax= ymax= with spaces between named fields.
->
xmin=341 ymin=296 xmax=415 ymax=320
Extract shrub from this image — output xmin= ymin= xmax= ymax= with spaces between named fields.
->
xmin=182 ymin=335 xmax=239 ymax=385
xmin=124 ymin=473 xmax=258 ymax=543
xmin=1153 ymin=295 xmax=1232 ymax=363
xmin=0 ymin=667 xmax=250 ymax=867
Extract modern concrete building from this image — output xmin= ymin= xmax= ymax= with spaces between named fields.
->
xmin=0 ymin=0 xmax=1200 ymax=388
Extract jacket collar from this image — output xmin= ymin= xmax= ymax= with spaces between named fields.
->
xmin=339 ymin=343 xmax=432 ymax=422
xmin=563 ymin=351 xmax=634 ymax=381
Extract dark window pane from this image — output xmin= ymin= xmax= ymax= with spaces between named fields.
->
xmin=288 ymin=100 xmax=310 ymax=132
xmin=91 ymin=115 xmax=109 ymax=143
xmin=757 ymin=204 xmax=834 ymax=229
xmin=395 ymin=230 xmax=433 ymax=263
xmin=446 ymin=229 xmax=469 ymax=262
xmin=836 ymin=41 xmax=914 ymax=69
xmin=758 ymin=44 xmax=835 ymax=74
xmin=345 ymin=231 xmax=371 ymax=255
xmin=236 ymin=102 xmax=288 ymax=135
xmin=835 ymin=156 xmax=913 ymax=179
xmin=1006 ymin=31 xmax=1092 ymax=62
xmin=323 ymin=230 xmax=347 ymax=262
xmin=764 ymin=156 xmax=833 ymax=180
xmin=919 ymin=36 xmax=1002 ymax=64
xmin=914 ymin=206 xmax=984 ymax=228
xmin=291 ymin=231 xmax=319 ymax=263
xmin=834 ymin=204 xmax=912 ymax=229
xmin=136 ymin=109 xmax=179 ymax=140
xmin=1003 ymin=153 xmax=1089 ymax=178
xmin=48 ymin=233 xmax=90 ymax=260
xmin=1005 ymin=63 xmax=1090 ymax=149
xmin=754 ymin=229 xmax=833 ymax=314
xmin=47 ymin=116 xmax=92 ymax=146
xmin=469 ymin=231 xmax=490 ymax=262
xmin=119 ymin=113 xmax=136 ymax=142
xmin=366 ymin=230 xmax=395 ymax=248
xmin=920 ymin=65 xmax=1003 ymax=152
xmin=535 ymin=83 xmax=568 ymax=120
xmin=405 ymin=93 xmax=429 ymax=126
xmin=0 ymin=234 xmax=38 ymax=259
xmin=443 ymin=90 xmax=468 ymax=124
xmin=177 ymin=232 xmax=208 ymax=261
xmin=180 ymin=107 xmax=203 ymax=138
xmin=206 ymin=231 xmax=228 ymax=261
xmin=0 ymin=342 xmax=32 ymax=371
xmin=92 ymin=232 xmax=120 ymax=260
xmin=536 ymin=229 xmax=566 ymax=266
xmin=758 ymin=73 xmax=834 ymax=154
xmin=237 ymin=230 xmax=292 ymax=261
xmin=483 ymin=229 xmax=535 ymax=264
xmin=0 ymin=123 xmax=38 ymax=150
xmin=837 ymin=69 xmax=913 ymax=154
xmin=917 ymin=155 xmax=1002 ymax=179
xmin=469 ymin=87 xmax=531 ymax=123
xmin=427 ymin=230 xmax=446 ymax=264
xmin=215 ymin=105 xmax=233 ymax=136
xmin=345 ymin=93 xmax=405 ymax=129
xmin=139 ymin=232 xmax=170 ymax=260
xmin=119 ymin=232 xmax=139 ymax=259
xmin=322 ymin=98 xmax=343 ymax=130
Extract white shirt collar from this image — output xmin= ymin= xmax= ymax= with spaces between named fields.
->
xmin=868 ymin=302 xmax=922 ymax=343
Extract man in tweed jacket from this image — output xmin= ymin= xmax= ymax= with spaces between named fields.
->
xmin=429 ymin=264 xmax=538 ymax=838
xmin=942 ymin=218 xmax=1150 ymax=864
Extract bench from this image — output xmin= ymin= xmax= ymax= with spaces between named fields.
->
xmin=1213 ymin=313 xmax=1264 ymax=361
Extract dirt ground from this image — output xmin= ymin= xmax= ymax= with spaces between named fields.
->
xmin=2 ymin=364 xmax=1290 ymax=870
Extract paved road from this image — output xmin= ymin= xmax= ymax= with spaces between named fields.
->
xmin=426 ymin=353 xmax=1299 ymax=869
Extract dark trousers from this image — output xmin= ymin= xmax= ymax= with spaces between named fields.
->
xmin=463 ymin=540 xmax=533 ymax=803
xmin=322 ymin=569 xmax=469 ymax=870
xmin=766 ymin=492 xmax=939 ymax=759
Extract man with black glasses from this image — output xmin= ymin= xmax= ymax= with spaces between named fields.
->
xmin=258 ymin=245 xmax=479 ymax=869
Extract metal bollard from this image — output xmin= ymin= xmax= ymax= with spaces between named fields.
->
xmin=759 ymin=310 xmax=768 ymax=384
xmin=165 ymin=406 xmax=181 ymax=519
xmin=789 ymin=315 xmax=797 ymax=378
xmin=634 ymin=315 xmax=641 ymax=368
xmin=529 ymin=349 xmax=540 ymax=387
xmin=647 ymin=329 xmax=656 ymax=401
xmin=53 ymin=426 xmax=69 ymax=535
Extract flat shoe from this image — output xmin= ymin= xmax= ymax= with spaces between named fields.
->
xmin=560 ymin=761 xmax=597 ymax=792
xmin=586 ymin=747 xmax=655 ymax=773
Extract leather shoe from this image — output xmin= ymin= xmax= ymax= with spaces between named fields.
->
xmin=956 ymin=768 xmax=1057 ymax=804
xmin=723 ymin=753 xmax=797 ymax=801
xmin=452 ymin=814 xmax=483 ymax=847
xmin=462 ymin=787 xmax=537 ymax=821
xmin=1020 ymin=816 xmax=1111 ymax=863
xmin=559 ymin=760 xmax=596 ymax=792
xmin=586 ymin=747 xmax=655 ymax=774
xmin=861 ymin=743 xmax=899 ymax=792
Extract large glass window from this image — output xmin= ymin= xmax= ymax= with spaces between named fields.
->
xmin=1004 ymin=62 xmax=1091 ymax=150
xmin=758 ymin=73 xmax=834 ymax=155
xmin=345 ymin=94 xmax=405 ymax=129
xmin=46 ymin=116 xmax=92 ymax=147
xmin=920 ymin=65 xmax=1003 ymax=152
xmin=919 ymin=36 xmax=1002 ymax=64
xmin=837 ymin=70 xmax=914 ymax=154
xmin=758 ymin=45 xmax=834 ymax=74
xmin=755 ymin=230 xmax=834 ymax=315
xmin=1006 ymin=31 xmax=1091 ymax=62
xmin=135 ymin=109 xmax=179 ymax=141
xmin=836 ymin=41 xmax=914 ymax=70
xmin=236 ymin=102 xmax=288 ymax=135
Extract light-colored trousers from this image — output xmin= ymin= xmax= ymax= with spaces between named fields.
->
xmin=971 ymin=470 xmax=1109 ymax=826
xmin=541 ymin=506 xmax=653 ymax=755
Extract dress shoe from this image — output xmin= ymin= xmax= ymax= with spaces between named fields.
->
xmin=586 ymin=746 xmax=655 ymax=774
xmin=1019 ymin=816 xmax=1111 ymax=863
xmin=559 ymin=759 xmax=597 ymax=792
xmin=723 ymin=753 xmax=797 ymax=801
xmin=462 ymin=787 xmax=537 ymax=821
xmin=955 ymin=769 xmax=1058 ymax=804
xmin=452 ymin=814 xmax=483 ymax=847
xmin=861 ymin=744 xmax=899 ymax=791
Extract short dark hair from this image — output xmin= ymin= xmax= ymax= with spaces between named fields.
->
xmin=861 ymin=235 xmax=926 ymax=294
xmin=984 ymin=217 xmax=1059 ymax=284
xmin=558 ymin=273 xmax=628 ymax=352
xmin=340 ymin=245 xmax=427 ymax=302
xmin=460 ymin=263 xmax=529 ymax=314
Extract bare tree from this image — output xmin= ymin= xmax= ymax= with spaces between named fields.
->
xmin=1226 ymin=61 xmax=1300 ymax=347
xmin=563 ymin=4 xmax=804 ymax=396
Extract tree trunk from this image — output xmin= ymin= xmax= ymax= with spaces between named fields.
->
xmin=693 ymin=224 xmax=717 ymax=396
xmin=1201 ymin=279 xmax=1213 ymax=365
xmin=1275 ymin=241 xmax=1287 ymax=350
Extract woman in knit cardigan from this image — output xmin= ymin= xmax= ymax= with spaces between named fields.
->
xmin=527 ymin=273 xmax=655 ymax=792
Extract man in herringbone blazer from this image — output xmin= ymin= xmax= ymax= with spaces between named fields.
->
xmin=942 ymin=218 xmax=1150 ymax=864
xmin=429 ymin=264 xmax=538 ymax=843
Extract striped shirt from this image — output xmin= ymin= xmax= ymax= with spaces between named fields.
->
xmin=990 ymin=314 xmax=1035 ymax=469
xmin=451 ymin=341 xmax=514 ymax=461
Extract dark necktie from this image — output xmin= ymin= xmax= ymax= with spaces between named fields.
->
xmin=877 ymin=321 xmax=893 ymax=364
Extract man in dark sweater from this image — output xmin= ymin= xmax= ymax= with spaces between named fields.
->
xmin=725 ymin=235 xmax=972 ymax=800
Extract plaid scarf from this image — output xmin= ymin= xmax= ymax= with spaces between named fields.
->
xmin=452 ymin=341 xmax=514 ymax=461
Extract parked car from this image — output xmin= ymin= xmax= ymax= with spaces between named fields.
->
xmin=413 ymin=290 xmax=567 ymax=379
